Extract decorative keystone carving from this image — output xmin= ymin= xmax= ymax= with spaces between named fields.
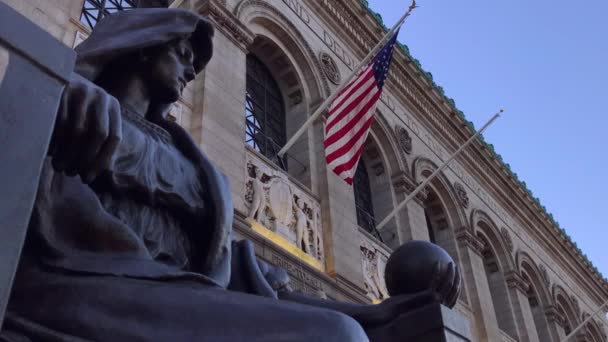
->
xmin=453 ymin=182 xmax=469 ymax=209
xmin=244 ymin=152 xmax=324 ymax=262
xmin=545 ymin=305 xmax=566 ymax=327
xmin=391 ymin=172 xmax=428 ymax=204
xmin=319 ymin=51 xmax=340 ymax=85
xmin=505 ymin=271 xmax=529 ymax=293
xmin=500 ymin=227 xmax=514 ymax=253
xmin=360 ymin=237 xmax=390 ymax=302
xmin=455 ymin=227 xmax=485 ymax=256
xmin=394 ymin=125 xmax=412 ymax=155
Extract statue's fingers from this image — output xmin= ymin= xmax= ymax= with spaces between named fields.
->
xmin=84 ymin=96 xmax=121 ymax=183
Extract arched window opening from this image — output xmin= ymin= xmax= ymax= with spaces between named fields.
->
xmin=478 ymin=233 xmax=518 ymax=339
xmin=354 ymin=159 xmax=379 ymax=240
xmin=555 ymin=293 xmax=579 ymax=338
xmin=521 ymin=271 xmax=552 ymax=342
xmin=423 ymin=191 xmax=447 ymax=245
xmin=245 ymin=53 xmax=288 ymax=170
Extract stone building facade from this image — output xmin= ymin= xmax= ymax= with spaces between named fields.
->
xmin=3 ymin=0 xmax=607 ymax=341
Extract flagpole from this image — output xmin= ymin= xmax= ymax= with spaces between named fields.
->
xmin=375 ymin=109 xmax=503 ymax=231
xmin=168 ymin=0 xmax=185 ymax=8
xmin=560 ymin=299 xmax=608 ymax=342
xmin=277 ymin=0 xmax=418 ymax=158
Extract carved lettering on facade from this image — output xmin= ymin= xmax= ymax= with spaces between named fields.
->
xmin=244 ymin=152 xmax=324 ymax=262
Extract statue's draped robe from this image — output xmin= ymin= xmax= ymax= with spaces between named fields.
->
xmin=6 ymin=106 xmax=366 ymax=341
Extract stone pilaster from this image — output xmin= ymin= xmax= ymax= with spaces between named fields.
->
xmin=505 ymin=271 xmax=540 ymax=342
xmin=390 ymin=171 xmax=429 ymax=244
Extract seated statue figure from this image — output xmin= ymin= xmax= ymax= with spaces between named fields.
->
xmin=2 ymin=8 xmax=460 ymax=342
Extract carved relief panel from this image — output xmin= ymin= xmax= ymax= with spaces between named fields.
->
xmin=360 ymin=236 xmax=390 ymax=302
xmin=244 ymin=152 xmax=324 ymax=262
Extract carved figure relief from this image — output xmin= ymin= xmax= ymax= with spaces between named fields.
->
xmin=500 ymin=227 xmax=514 ymax=253
xmin=244 ymin=152 xmax=323 ymax=261
xmin=394 ymin=126 xmax=412 ymax=155
xmin=453 ymin=182 xmax=469 ymax=209
xmin=319 ymin=51 xmax=340 ymax=85
xmin=360 ymin=239 xmax=390 ymax=302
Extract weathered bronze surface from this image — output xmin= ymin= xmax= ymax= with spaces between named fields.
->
xmin=0 ymin=7 xmax=462 ymax=342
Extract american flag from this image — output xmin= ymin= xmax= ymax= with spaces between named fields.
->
xmin=324 ymin=30 xmax=400 ymax=184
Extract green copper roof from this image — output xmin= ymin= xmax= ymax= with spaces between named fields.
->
xmin=358 ymin=1 xmax=607 ymax=283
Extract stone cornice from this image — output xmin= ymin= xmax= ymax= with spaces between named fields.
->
xmin=302 ymin=0 xmax=608 ymax=302
xmin=198 ymin=0 xmax=254 ymax=51
xmin=391 ymin=171 xmax=427 ymax=205
xmin=504 ymin=271 xmax=529 ymax=294
xmin=455 ymin=227 xmax=485 ymax=257
xmin=544 ymin=305 xmax=566 ymax=327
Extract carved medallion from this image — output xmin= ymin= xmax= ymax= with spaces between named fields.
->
xmin=319 ymin=51 xmax=340 ymax=85
xmin=394 ymin=126 xmax=412 ymax=155
xmin=500 ymin=227 xmax=513 ymax=252
xmin=453 ymin=182 xmax=469 ymax=209
xmin=0 ymin=47 xmax=8 ymax=87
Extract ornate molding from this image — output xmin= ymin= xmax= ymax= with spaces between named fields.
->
xmin=199 ymin=0 xmax=255 ymax=50
xmin=391 ymin=171 xmax=428 ymax=205
xmin=235 ymin=0 xmax=331 ymax=96
xmin=394 ymin=125 xmax=412 ymax=155
xmin=500 ymin=227 xmax=514 ymax=253
xmin=505 ymin=271 xmax=529 ymax=293
xmin=455 ymin=226 xmax=485 ymax=257
xmin=360 ymin=236 xmax=390 ymax=303
xmin=453 ymin=182 xmax=469 ymax=209
xmin=545 ymin=305 xmax=566 ymax=327
xmin=319 ymin=51 xmax=340 ymax=85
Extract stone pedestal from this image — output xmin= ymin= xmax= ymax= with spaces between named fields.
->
xmin=369 ymin=304 xmax=472 ymax=342
xmin=0 ymin=2 xmax=75 ymax=326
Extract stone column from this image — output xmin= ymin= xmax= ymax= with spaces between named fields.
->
xmin=505 ymin=271 xmax=540 ymax=342
xmin=195 ymin=2 xmax=255 ymax=214
xmin=455 ymin=227 xmax=502 ymax=342
xmin=391 ymin=171 xmax=430 ymax=244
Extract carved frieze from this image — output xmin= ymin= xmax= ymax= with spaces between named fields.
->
xmin=200 ymin=0 xmax=254 ymax=50
xmin=394 ymin=125 xmax=412 ymax=155
xmin=319 ymin=51 xmax=340 ymax=85
xmin=500 ymin=227 xmax=514 ymax=253
xmin=453 ymin=182 xmax=469 ymax=209
xmin=360 ymin=237 xmax=390 ymax=302
xmin=244 ymin=152 xmax=324 ymax=262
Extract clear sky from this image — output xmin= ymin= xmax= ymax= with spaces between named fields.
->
xmin=367 ymin=0 xmax=608 ymax=279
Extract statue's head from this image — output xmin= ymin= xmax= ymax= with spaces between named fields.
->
xmin=75 ymin=8 xmax=214 ymax=105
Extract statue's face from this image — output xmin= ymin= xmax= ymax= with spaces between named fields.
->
xmin=143 ymin=39 xmax=196 ymax=103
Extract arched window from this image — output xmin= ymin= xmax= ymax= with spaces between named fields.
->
xmin=245 ymin=54 xmax=288 ymax=170
xmin=80 ymin=0 xmax=137 ymax=29
xmin=354 ymin=159 xmax=380 ymax=240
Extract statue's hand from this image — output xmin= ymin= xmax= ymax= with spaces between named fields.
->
xmin=50 ymin=72 xmax=122 ymax=183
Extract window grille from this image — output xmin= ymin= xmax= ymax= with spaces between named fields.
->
xmin=354 ymin=160 xmax=382 ymax=241
xmin=79 ymin=0 xmax=137 ymax=30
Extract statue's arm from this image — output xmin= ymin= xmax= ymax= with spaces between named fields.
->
xmin=49 ymin=72 xmax=122 ymax=183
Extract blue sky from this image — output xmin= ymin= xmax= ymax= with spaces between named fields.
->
xmin=367 ymin=0 xmax=607 ymax=278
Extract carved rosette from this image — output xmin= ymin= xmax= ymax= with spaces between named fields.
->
xmin=244 ymin=152 xmax=324 ymax=262
xmin=360 ymin=236 xmax=390 ymax=302
xmin=394 ymin=125 xmax=412 ymax=155
xmin=453 ymin=182 xmax=469 ymax=209
xmin=570 ymin=295 xmax=581 ymax=318
xmin=319 ymin=51 xmax=340 ymax=85
xmin=500 ymin=227 xmax=514 ymax=253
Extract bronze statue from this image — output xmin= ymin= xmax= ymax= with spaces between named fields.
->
xmin=2 ymin=8 xmax=460 ymax=341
